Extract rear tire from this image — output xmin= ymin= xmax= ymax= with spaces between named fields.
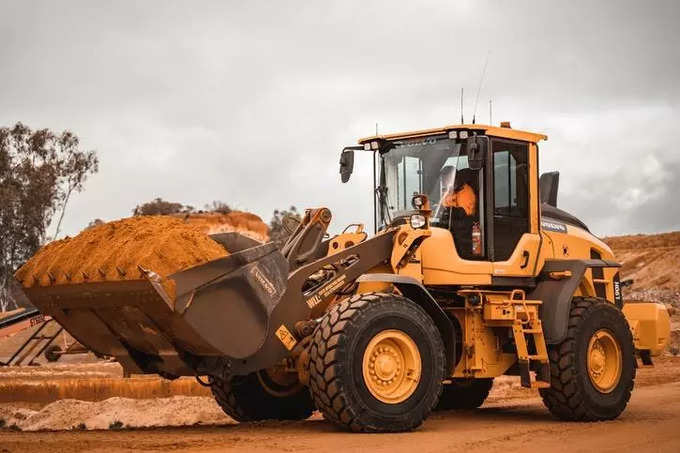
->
xmin=210 ymin=370 xmax=314 ymax=422
xmin=436 ymin=378 xmax=493 ymax=410
xmin=309 ymin=292 xmax=445 ymax=432
xmin=539 ymin=297 xmax=635 ymax=421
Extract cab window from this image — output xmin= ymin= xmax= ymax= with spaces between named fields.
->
xmin=492 ymin=140 xmax=529 ymax=261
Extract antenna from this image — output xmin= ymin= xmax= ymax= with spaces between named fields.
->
xmin=472 ymin=51 xmax=490 ymax=125
xmin=375 ymin=122 xmax=379 ymax=135
xmin=460 ymin=88 xmax=464 ymax=124
xmin=489 ymin=99 xmax=493 ymax=125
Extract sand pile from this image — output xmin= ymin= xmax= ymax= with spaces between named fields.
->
xmin=181 ymin=211 xmax=269 ymax=242
xmin=0 ymin=308 xmax=25 ymax=320
xmin=0 ymin=396 xmax=230 ymax=431
xmin=604 ymin=231 xmax=680 ymax=355
xmin=15 ymin=216 xmax=228 ymax=288
xmin=604 ymin=231 xmax=680 ymax=291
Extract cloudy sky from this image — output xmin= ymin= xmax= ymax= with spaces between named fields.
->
xmin=1 ymin=0 xmax=678 ymax=238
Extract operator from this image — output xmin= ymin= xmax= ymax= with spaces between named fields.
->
xmin=441 ymin=169 xmax=477 ymax=216
xmin=440 ymin=168 xmax=481 ymax=258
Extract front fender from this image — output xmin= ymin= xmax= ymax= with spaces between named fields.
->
xmin=356 ymin=273 xmax=456 ymax=373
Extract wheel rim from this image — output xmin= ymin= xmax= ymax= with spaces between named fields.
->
xmin=587 ymin=329 xmax=622 ymax=394
xmin=362 ymin=329 xmax=421 ymax=404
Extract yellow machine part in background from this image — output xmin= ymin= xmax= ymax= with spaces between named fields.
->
xmin=623 ymin=302 xmax=670 ymax=356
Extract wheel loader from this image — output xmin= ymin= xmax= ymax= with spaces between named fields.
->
xmin=17 ymin=122 xmax=671 ymax=432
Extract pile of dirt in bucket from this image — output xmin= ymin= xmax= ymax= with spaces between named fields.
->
xmin=15 ymin=216 xmax=228 ymax=288
xmin=181 ymin=211 xmax=269 ymax=242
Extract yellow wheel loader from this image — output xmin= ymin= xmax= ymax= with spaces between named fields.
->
xmin=18 ymin=123 xmax=671 ymax=432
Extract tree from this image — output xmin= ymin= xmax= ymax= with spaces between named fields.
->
xmin=204 ymin=200 xmax=232 ymax=214
xmin=84 ymin=218 xmax=105 ymax=230
xmin=132 ymin=198 xmax=194 ymax=216
xmin=269 ymin=205 xmax=301 ymax=243
xmin=0 ymin=122 xmax=98 ymax=311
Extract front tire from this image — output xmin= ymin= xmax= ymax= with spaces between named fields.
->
xmin=539 ymin=297 xmax=635 ymax=421
xmin=210 ymin=369 xmax=314 ymax=422
xmin=309 ymin=292 xmax=445 ymax=432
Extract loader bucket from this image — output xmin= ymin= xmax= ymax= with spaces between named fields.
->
xmin=20 ymin=235 xmax=289 ymax=376
xmin=18 ymin=212 xmax=396 ymax=379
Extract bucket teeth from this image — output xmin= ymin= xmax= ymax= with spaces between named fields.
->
xmin=82 ymin=271 xmax=89 ymax=281
xmin=64 ymin=272 xmax=72 ymax=282
xmin=97 ymin=268 xmax=106 ymax=278
xmin=47 ymin=272 xmax=56 ymax=284
xmin=116 ymin=267 xmax=127 ymax=277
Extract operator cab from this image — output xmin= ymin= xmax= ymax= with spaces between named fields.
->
xmin=341 ymin=123 xmax=547 ymax=271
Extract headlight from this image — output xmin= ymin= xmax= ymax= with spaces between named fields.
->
xmin=370 ymin=141 xmax=379 ymax=150
xmin=363 ymin=143 xmax=371 ymax=151
xmin=410 ymin=214 xmax=426 ymax=229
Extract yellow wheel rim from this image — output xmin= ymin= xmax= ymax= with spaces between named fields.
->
xmin=362 ymin=329 xmax=421 ymax=404
xmin=587 ymin=329 xmax=622 ymax=394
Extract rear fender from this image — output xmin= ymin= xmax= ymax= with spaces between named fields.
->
xmin=356 ymin=273 xmax=456 ymax=372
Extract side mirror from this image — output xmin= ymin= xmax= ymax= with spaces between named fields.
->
xmin=539 ymin=171 xmax=560 ymax=207
xmin=466 ymin=136 xmax=487 ymax=171
xmin=339 ymin=149 xmax=355 ymax=183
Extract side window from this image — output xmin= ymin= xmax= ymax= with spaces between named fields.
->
xmin=493 ymin=146 xmax=528 ymax=217
xmin=492 ymin=140 xmax=529 ymax=261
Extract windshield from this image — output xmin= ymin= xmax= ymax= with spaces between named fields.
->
xmin=378 ymin=135 xmax=467 ymax=226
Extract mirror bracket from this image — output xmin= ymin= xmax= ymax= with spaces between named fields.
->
xmin=467 ymin=135 xmax=487 ymax=171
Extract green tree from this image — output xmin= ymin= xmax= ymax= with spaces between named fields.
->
xmin=204 ymin=200 xmax=232 ymax=214
xmin=269 ymin=205 xmax=301 ymax=243
xmin=132 ymin=198 xmax=194 ymax=216
xmin=0 ymin=122 xmax=98 ymax=311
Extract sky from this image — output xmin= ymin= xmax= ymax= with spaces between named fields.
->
xmin=1 ymin=0 xmax=679 ymax=239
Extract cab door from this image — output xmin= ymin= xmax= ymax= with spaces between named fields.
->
xmin=490 ymin=139 xmax=541 ymax=278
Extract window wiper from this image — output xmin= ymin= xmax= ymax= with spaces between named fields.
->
xmin=376 ymin=158 xmax=392 ymax=227
xmin=375 ymin=184 xmax=392 ymax=226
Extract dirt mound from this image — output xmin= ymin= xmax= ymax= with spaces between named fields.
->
xmin=0 ymin=396 xmax=229 ymax=431
xmin=603 ymin=231 xmax=680 ymax=291
xmin=0 ymin=308 xmax=25 ymax=320
xmin=15 ymin=216 xmax=228 ymax=288
xmin=182 ymin=211 xmax=269 ymax=242
xmin=604 ymin=231 xmax=680 ymax=354
xmin=604 ymin=231 xmax=680 ymax=251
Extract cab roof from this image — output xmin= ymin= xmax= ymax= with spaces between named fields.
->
xmin=358 ymin=123 xmax=547 ymax=145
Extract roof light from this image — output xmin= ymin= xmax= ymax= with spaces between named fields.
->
xmin=364 ymin=143 xmax=371 ymax=151
xmin=448 ymin=131 xmax=458 ymax=139
xmin=370 ymin=141 xmax=379 ymax=150
xmin=459 ymin=130 xmax=469 ymax=139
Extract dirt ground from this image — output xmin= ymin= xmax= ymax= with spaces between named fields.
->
xmin=0 ymin=357 xmax=678 ymax=451
xmin=0 ymin=358 xmax=678 ymax=452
